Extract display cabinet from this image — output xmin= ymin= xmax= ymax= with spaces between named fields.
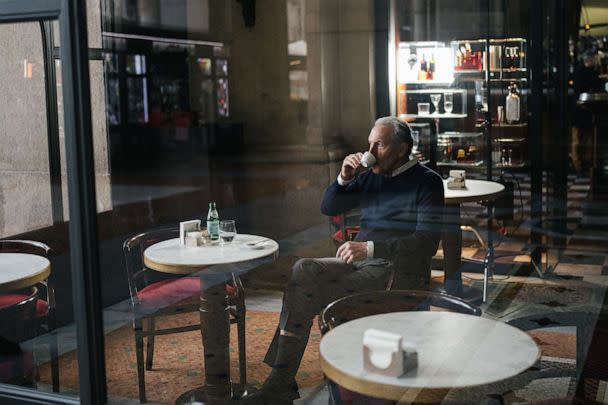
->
xmin=453 ymin=38 xmax=528 ymax=170
xmin=396 ymin=38 xmax=529 ymax=171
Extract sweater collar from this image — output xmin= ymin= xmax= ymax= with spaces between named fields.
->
xmin=391 ymin=158 xmax=418 ymax=177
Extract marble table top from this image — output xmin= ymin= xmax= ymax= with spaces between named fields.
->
xmin=143 ymin=234 xmax=279 ymax=275
xmin=444 ymin=179 xmax=505 ymax=205
xmin=320 ymin=311 xmax=539 ymax=401
xmin=0 ymin=253 xmax=51 ymax=293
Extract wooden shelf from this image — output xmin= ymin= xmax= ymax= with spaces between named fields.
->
xmin=400 ymin=113 xmax=467 ymax=119
xmin=437 ymin=161 xmax=485 ymax=167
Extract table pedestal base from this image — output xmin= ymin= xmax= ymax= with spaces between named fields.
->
xmin=175 ymin=383 xmax=255 ymax=405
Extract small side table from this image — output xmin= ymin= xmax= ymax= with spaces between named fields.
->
xmin=144 ymin=234 xmax=279 ymax=404
xmin=0 ymin=253 xmax=51 ymax=294
xmin=320 ymin=312 xmax=539 ymax=403
xmin=442 ymin=179 xmax=505 ymax=302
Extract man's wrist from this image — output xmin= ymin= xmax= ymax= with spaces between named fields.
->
xmin=337 ymin=174 xmax=355 ymax=186
xmin=366 ymin=241 xmax=374 ymax=259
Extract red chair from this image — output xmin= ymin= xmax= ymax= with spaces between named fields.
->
xmin=123 ymin=228 xmax=247 ymax=403
xmin=0 ymin=286 xmax=38 ymax=387
xmin=0 ymin=240 xmax=58 ymax=391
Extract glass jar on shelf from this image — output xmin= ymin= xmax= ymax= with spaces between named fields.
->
xmin=493 ymin=138 xmax=526 ymax=167
xmin=437 ymin=132 xmax=484 ymax=166
xmin=505 ymin=82 xmax=521 ymax=124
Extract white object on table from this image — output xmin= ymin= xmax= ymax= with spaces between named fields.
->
xmin=447 ymin=170 xmax=466 ymax=190
xmin=0 ymin=253 xmax=51 ymax=294
xmin=363 ymin=329 xmax=417 ymax=377
xmin=179 ymin=220 xmax=201 ymax=245
xmin=320 ymin=312 xmax=539 ymax=402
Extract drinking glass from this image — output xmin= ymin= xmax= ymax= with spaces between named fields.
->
xmin=417 ymin=102 xmax=430 ymax=116
xmin=444 ymin=92 xmax=453 ymax=114
xmin=219 ymin=220 xmax=236 ymax=244
xmin=411 ymin=130 xmax=419 ymax=154
xmin=430 ymin=94 xmax=441 ymax=114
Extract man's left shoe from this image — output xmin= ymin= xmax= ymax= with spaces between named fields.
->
xmin=240 ymin=379 xmax=299 ymax=404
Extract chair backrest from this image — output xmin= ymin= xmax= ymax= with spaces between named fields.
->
xmin=0 ymin=287 xmax=38 ymax=342
xmin=319 ymin=289 xmax=481 ymax=334
xmin=123 ymin=228 xmax=179 ymax=303
xmin=0 ymin=240 xmax=51 ymax=257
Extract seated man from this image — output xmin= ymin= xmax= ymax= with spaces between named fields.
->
xmin=247 ymin=116 xmax=444 ymax=403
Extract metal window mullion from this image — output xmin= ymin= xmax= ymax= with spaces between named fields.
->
xmin=58 ymin=0 xmax=107 ymax=403
xmin=528 ymin=0 xmax=543 ymax=266
xmin=40 ymin=20 xmax=64 ymax=225
xmin=552 ymin=0 xmax=570 ymax=241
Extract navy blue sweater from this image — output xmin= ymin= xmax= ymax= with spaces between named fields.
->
xmin=321 ymin=162 xmax=444 ymax=278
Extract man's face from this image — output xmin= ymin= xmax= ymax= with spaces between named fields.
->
xmin=367 ymin=125 xmax=409 ymax=175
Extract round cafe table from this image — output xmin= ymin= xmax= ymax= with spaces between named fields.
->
xmin=442 ymin=179 xmax=505 ymax=302
xmin=144 ymin=234 xmax=279 ymax=404
xmin=0 ymin=253 xmax=51 ymax=294
xmin=320 ymin=311 xmax=539 ymax=403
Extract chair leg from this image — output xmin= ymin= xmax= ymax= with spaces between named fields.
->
xmin=49 ymin=331 xmax=60 ymax=392
xmin=145 ymin=317 xmax=155 ymax=371
xmin=236 ymin=299 xmax=247 ymax=385
xmin=134 ymin=321 xmax=147 ymax=403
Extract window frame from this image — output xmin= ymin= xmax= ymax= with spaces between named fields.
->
xmin=0 ymin=1 xmax=106 ymax=403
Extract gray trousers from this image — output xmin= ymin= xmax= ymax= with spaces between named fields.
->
xmin=279 ymin=257 xmax=393 ymax=334
xmin=263 ymin=257 xmax=431 ymax=371
xmin=263 ymin=257 xmax=393 ymax=367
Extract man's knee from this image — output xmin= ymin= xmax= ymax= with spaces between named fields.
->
xmin=290 ymin=258 xmax=318 ymax=284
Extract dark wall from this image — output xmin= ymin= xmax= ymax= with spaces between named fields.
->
xmin=398 ymin=0 xmax=529 ymax=42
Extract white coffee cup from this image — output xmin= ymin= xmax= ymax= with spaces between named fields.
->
xmin=361 ymin=151 xmax=376 ymax=168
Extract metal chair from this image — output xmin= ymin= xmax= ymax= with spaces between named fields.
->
xmin=319 ymin=289 xmax=481 ymax=334
xmin=0 ymin=240 xmax=58 ymax=392
xmin=318 ymin=290 xmax=481 ymax=404
xmin=0 ymin=286 xmax=38 ymax=386
xmin=123 ymin=228 xmax=247 ymax=403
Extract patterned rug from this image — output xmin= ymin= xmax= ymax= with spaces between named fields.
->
xmin=37 ymin=305 xmax=580 ymax=404
xmin=38 ymin=311 xmax=324 ymax=404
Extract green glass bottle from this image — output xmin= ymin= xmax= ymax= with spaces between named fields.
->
xmin=207 ymin=202 xmax=220 ymax=241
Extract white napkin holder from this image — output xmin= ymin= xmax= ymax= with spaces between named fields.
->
xmin=363 ymin=329 xmax=418 ymax=377
xmin=185 ymin=231 xmax=203 ymax=247
xmin=447 ymin=170 xmax=466 ymax=190
xmin=180 ymin=220 xmax=201 ymax=245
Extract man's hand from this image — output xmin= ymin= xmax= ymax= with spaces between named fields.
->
xmin=340 ymin=153 xmax=363 ymax=181
xmin=336 ymin=241 xmax=367 ymax=264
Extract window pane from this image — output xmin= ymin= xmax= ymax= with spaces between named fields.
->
xmin=0 ymin=20 xmax=80 ymax=399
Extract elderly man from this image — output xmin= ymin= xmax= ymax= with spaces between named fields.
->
xmin=247 ymin=117 xmax=444 ymax=404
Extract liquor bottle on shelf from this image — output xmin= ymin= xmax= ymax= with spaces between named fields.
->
xmin=207 ymin=202 xmax=220 ymax=242
xmin=505 ymin=83 xmax=521 ymax=124
xmin=428 ymin=54 xmax=435 ymax=80
xmin=418 ymin=54 xmax=427 ymax=80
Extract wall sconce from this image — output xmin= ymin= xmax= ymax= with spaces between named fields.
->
xmin=23 ymin=59 xmax=34 ymax=79
xmin=237 ymin=0 xmax=256 ymax=29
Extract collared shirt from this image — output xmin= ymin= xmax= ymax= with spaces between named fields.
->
xmin=336 ymin=158 xmax=419 ymax=259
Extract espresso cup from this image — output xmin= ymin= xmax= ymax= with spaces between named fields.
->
xmin=361 ymin=151 xmax=376 ymax=168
